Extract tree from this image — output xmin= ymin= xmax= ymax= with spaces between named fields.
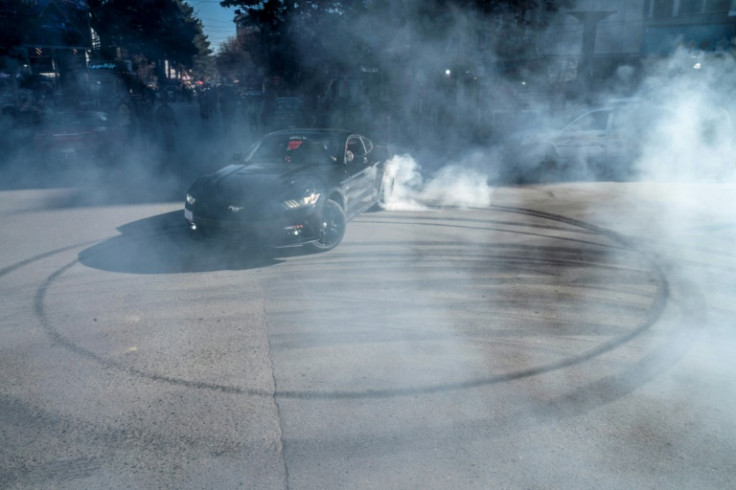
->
xmin=220 ymin=0 xmax=294 ymax=84
xmin=0 ymin=0 xmax=38 ymax=59
xmin=219 ymin=0 xmax=576 ymax=150
xmin=220 ymin=0 xmax=353 ymax=86
xmin=219 ymin=0 xmax=574 ymax=80
xmin=89 ymin=0 xmax=212 ymax=82
xmin=215 ymin=33 xmax=256 ymax=84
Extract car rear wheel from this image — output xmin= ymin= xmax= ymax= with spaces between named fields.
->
xmin=376 ymin=170 xmax=395 ymax=209
xmin=370 ymin=170 xmax=395 ymax=211
xmin=531 ymin=146 xmax=563 ymax=183
xmin=308 ymin=199 xmax=345 ymax=252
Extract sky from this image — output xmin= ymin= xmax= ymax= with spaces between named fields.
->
xmin=188 ymin=0 xmax=237 ymax=53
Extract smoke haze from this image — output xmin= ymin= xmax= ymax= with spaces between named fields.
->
xmin=3 ymin=2 xmax=736 ymax=488
xmin=4 ymin=4 xmax=736 ymax=208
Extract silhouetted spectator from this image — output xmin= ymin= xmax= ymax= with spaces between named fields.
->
xmin=155 ymin=98 xmax=178 ymax=152
xmin=242 ymin=92 xmax=261 ymax=135
xmin=198 ymin=87 xmax=217 ymax=124
xmin=135 ymin=87 xmax=156 ymax=148
xmin=16 ymin=94 xmax=41 ymax=127
xmin=219 ymin=85 xmax=237 ymax=134
xmin=259 ymin=87 xmax=277 ymax=132
xmin=117 ymin=94 xmax=137 ymax=143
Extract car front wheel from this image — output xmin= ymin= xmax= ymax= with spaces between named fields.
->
xmin=307 ymin=199 xmax=346 ymax=252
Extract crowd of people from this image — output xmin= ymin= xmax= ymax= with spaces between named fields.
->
xmin=1 ymin=81 xmax=247 ymax=165
xmin=2 ymin=76 xmax=391 ymax=172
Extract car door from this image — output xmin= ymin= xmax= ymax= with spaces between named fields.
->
xmin=606 ymin=108 xmax=631 ymax=167
xmin=343 ymin=135 xmax=376 ymax=217
xmin=554 ymin=109 xmax=612 ymax=166
xmin=360 ymin=136 xmax=384 ymax=190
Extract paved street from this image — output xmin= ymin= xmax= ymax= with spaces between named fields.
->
xmin=1 ymin=177 xmax=735 ymax=488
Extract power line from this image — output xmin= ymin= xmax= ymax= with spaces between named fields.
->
xmin=200 ymin=19 xmax=234 ymax=25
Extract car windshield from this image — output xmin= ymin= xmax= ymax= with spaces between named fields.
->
xmin=244 ymin=133 xmax=342 ymax=165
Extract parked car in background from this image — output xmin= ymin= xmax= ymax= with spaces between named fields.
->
xmin=488 ymin=110 xmax=543 ymax=144
xmin=34 ymin=111 xmax=123 ymax=164
xmin=184 ymin=129 xmax=393 ymax=252
xmin=501 ymin=101 xmax=677 ymax=183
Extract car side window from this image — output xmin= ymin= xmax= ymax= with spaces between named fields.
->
xmin=565 ymin=110 xmax=610 ymax=132
xmin=361 ymin=136 xmax=373 ymax=154
xmin=609 ymin=110 xmax=621 ymax=131
xmin=346 ymin=137 xmax=365 ymax=157
xmin=345 ymin=136 xmax=366 ymax=165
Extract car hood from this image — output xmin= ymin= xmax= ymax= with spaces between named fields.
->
xmin=189 ymin=162 xmax=333 ymax=205
xmin=505 ymin=127 xmax=559 ymax=145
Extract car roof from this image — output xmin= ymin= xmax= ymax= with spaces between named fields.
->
xmin=265 ymin=129 xmax=356 ymax=139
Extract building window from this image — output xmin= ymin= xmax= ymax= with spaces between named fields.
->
xmin=679 ymin=0 xmax=704 ymax=14
xmin=652 ymin=0 xmax=675 ymax=17
xmin=704 ymin=0 xmax=730 ymax=11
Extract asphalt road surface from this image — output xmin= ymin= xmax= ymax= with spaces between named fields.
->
xmin=1 ymin=181 xmax=735 ymax=489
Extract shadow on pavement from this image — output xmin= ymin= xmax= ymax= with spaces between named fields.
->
xmin=78 ymin=210 xmax=295 ymax=273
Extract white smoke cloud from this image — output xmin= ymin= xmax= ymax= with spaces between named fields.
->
xmin=633 ymin=49 xmax=736 ymax=183
xmin=381 ymin=155 xmax=427 ymax=211
xmin=382 ymin=154 xmax=494 ymax=211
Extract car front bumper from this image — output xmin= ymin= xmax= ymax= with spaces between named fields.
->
xmin=184 ymin=205 xmax=322 ymax=248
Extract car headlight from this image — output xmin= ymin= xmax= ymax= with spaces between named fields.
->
xmin=283 ymin=192 xmax=320 ymax=209
xmin=186 ymin=193 xmax=196 ymax=205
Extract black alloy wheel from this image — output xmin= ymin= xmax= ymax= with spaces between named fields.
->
xmin=308 ymin=199 xmax=346 ymax=252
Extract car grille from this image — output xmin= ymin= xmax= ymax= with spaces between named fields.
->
xmin=193 ymin=215 xmax=274 ymax=241
xmin=195 ymin=199 xmax=280 ymax=221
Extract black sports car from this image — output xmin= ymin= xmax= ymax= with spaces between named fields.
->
xmin=184 ymin=129 xmax=392 ymax=252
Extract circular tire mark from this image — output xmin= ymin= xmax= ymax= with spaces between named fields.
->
xmin=27 ymin=206 xmax=671 ymax=399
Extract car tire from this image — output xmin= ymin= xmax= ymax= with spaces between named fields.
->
xmin=534 ymin=146 xmax=563 ymax=182
xmin=307 ymin=199 xmax=346 ymax=252
xmin=374 ymin=170 xmax=395 ymax=210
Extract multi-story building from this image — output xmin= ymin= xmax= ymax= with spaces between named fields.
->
xmin=543 ymin=0 xmax=736 ymax=81
xmin=642 ymin=0 xmax=736 ymax=54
